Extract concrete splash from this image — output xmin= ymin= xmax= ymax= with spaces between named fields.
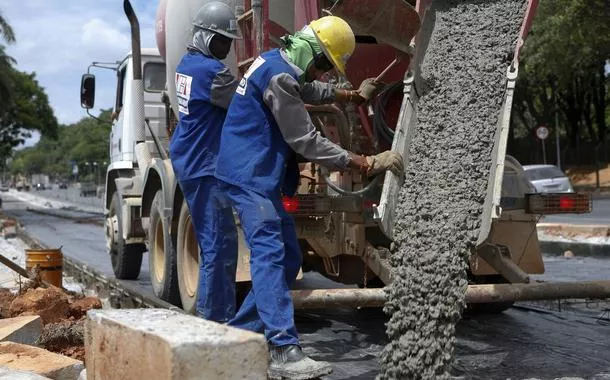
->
xmin=379 ymin=1 xmax=525 ymax=378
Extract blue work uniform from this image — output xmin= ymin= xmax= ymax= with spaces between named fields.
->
xmin=170 ymin=50 xmax=238 ymax=322
xmin=215 ymin=49 xmax=349 ymax=346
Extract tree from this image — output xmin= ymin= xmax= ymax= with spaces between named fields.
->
xmin=0 ymin=11 xmax=15 ymax=43
xmin=511 ymin=0 xmax=610 ymax=165
xmin=0 ymin=69 xmax=58 ymax=154
xmin=10 ymin=109 xmax=112 ymax=179
xmin=0 ymin=11 xmax=16 ymax=110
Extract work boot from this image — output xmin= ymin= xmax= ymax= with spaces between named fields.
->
xmin=268 ymin=344 xmax=332 ymax=380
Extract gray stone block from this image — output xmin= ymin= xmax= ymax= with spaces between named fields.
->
xmin=0 ymin=316 xmax=43 ymax=345
xmin=0 ymin=342 xmax=83 ymax=380
xmin=0 ymin=367 xmax=51 ymax=379
xmin=85 ymin=308 xmax=268 ymax=380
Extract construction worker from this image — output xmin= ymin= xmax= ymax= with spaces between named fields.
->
xmin=169 ymin=2 xmax=240 ymax=323
xmin=214 ymin=16 xmax=403 ymax=379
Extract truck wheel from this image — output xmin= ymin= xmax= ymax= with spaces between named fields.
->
xmin=106 ymin=192 xmax=145 ymax=280
xmin=149 ymin=190 xmax=181 ymax=305
xmin=176 ymin=200 xmax=199 ymax=314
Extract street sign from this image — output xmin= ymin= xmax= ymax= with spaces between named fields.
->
xmin=536 ymin=126 xmax=549 ymax=140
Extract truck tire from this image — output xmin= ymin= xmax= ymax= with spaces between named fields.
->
xmin=149 ymin=190 xmax=181 ymax=306
xmin=176 ymin=200 xmax=199 ymax=314
xmin=106 ymin=192 xmax=145 ymax=280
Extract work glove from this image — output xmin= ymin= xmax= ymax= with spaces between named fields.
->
xmin=357 ymin=78 xmax=384 ymax=101
xmin=366 ymin=151 xmax=404 ymax=178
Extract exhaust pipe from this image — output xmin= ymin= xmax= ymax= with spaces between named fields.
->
xmin=124 ymin=0 xmax=151 ymax=170
xmin=290 ymin=281 xmax=610 ymax=309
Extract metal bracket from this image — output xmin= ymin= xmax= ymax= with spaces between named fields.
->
xmin=477 ymin=243 xmax=530 ymax=284
xmin=360 ymin=245 xmax=392 ymax=285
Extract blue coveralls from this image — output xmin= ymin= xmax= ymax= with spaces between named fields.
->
xmin=170 ymin=51 xmax=238 ymax=322
xmin=215 ymin=49 xmax=303 ymax=347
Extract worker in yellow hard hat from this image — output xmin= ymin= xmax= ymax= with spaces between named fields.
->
xmin=215 ymin=15 xmax=403 ymax=380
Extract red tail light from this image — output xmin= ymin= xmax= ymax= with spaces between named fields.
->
xmin=559 ymin=196 xmax=576 ymax=210
xmin=525 ymin=193 xmax=591 ymax=214
xmin=282 ymin=196 xmax=299 ymax=213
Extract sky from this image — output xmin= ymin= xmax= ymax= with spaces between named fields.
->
xmin=0 ymin=0 xmax=158 ymax=145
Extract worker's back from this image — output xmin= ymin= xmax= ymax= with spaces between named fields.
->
xmin=170 ymin=51 xmax=228 ymax=181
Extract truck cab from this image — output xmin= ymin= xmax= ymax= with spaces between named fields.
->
xmin=109 ymin=49 xmax=167 ymax=171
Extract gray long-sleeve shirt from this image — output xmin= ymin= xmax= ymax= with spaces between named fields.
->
xmin=260 ymin=51 xmax=350 ymax=171
xmin=263 ymin=74 xmax=350 ymax=171
xmin=209 ymin=66 xmax=239 ymax=110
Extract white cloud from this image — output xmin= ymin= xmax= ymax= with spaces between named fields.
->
xmin=81 ymin=18 xmax=130 ymax=55
xmin=0 ymin=0 xmax=157 ymax=126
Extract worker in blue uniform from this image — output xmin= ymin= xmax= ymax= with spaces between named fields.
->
xmin=215 ymin=16 xmax=404 ymax=380
xmin=169 ymin=2 xmax=241 ymax=323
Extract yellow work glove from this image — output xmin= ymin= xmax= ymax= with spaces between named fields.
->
xmin=357 ymin=78 xmax=384 ymax=101
xmin=365 ymin=151 xmax=404 ymax=177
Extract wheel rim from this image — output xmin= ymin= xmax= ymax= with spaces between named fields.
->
xmin=182 ymin=215 xmax=199 ymax=297
xmin=105 ymin=215 xmax=118 ymax=253
xmin=152 ymin=218 xmax=166 ymax=282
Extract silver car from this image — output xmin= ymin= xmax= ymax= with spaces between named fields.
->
xmin=522 ymin=164 xmax=574 ymax=193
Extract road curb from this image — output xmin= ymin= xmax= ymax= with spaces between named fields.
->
xmin=537 ymin=223 xmax=610 ymax=257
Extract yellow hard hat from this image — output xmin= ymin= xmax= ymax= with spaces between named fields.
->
xmin=309 ymin=16 xmax=355 ymax=76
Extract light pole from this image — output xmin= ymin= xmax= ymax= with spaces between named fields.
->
xmin=103 ymin=161 xmax=107 ymax=186
xmin=85 ymin=162 xmax=90 ymax=181
xmin=93 ymin=162 xmax=99 ymax=185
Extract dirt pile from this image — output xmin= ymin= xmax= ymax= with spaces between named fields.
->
xmin=0 ymin=288 xmax=16 ymax=318
xmin=36 ymin=320 xmax=86 ymax=361
xmin=9 ymin=287 xmax=70 ymax=324
xmin=379 ymin=1 xmax=525 ymax=379
xmin=3 ymin=286 xmax=101 ymax=361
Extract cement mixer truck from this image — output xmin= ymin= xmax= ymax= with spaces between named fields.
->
xmin=80 ymin=0 xmax=604 ymax=313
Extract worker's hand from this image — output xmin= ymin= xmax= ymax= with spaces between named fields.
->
xmin=366 ymin=151 xmax=404 ymax=178
xmin=357 ymin=78 xmax=384 ymax=101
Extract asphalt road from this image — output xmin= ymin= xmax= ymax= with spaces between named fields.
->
xmin=2 ymin=192 xmax=610 ymax=379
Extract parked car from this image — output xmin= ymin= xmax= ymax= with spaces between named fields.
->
xmin=80 ymin=182 xmax=97 ymax=197
xmin=522 ymin=164 xmax=574 ymax=193
xmin=58 ymin=182 xmax=68 ymax=189
xmin=0 ymin=185 xmax=8 ymax=192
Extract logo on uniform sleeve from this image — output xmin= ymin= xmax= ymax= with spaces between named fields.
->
xmin=236 ymin=56 xmax=266 ymax=96
xmin=175 ymin=73 xmax=192 ymax=114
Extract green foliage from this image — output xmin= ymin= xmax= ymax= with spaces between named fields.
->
xmin=0 ymin=11 xmax=16 ymax=112
xmin=0 ymin=11 xmax=58 ymax=161
xmin=0 ymin=11 xmax=15 ymax=44
xmin=511 ymin=0 xmax=610 ymax=165
xmin=0 ymin=70 xmax=58 ymax=147
xmin=10 ymin=110 xmax=112 ymax=178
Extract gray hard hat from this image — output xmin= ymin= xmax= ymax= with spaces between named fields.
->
xmin=192 ymin=1 xmax=241 ymax=40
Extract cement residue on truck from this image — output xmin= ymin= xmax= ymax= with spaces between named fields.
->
xmin=380 ymin=1 xmax=525 ymax=378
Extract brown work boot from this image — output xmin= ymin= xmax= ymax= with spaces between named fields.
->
xmin=268 ymin=344 xmax=332 ymax=380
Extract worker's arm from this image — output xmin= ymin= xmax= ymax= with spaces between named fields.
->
xmin=300 ymin=80 xmax=381 ymax=105
xmin=299 ymin=80 xmax=336 ymax=104
xmin=209 ymin=66 xmax=239 ymax=110
xmin=264 ymin=73 xmax=367 ymax=171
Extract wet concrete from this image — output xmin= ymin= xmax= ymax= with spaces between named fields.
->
xmin=382 ymin=0 xmax=525 ymax=378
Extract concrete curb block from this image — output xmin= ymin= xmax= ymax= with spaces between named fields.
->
xmin=0 ymin=341 xmax=83 ymax=380
xmin=537 ymin=223 xmax=610 ymax=257
xmin=0 ymin=316 xmax=42 ymax=346
xmin=85 ymin=309 xmax=268 ymax=380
